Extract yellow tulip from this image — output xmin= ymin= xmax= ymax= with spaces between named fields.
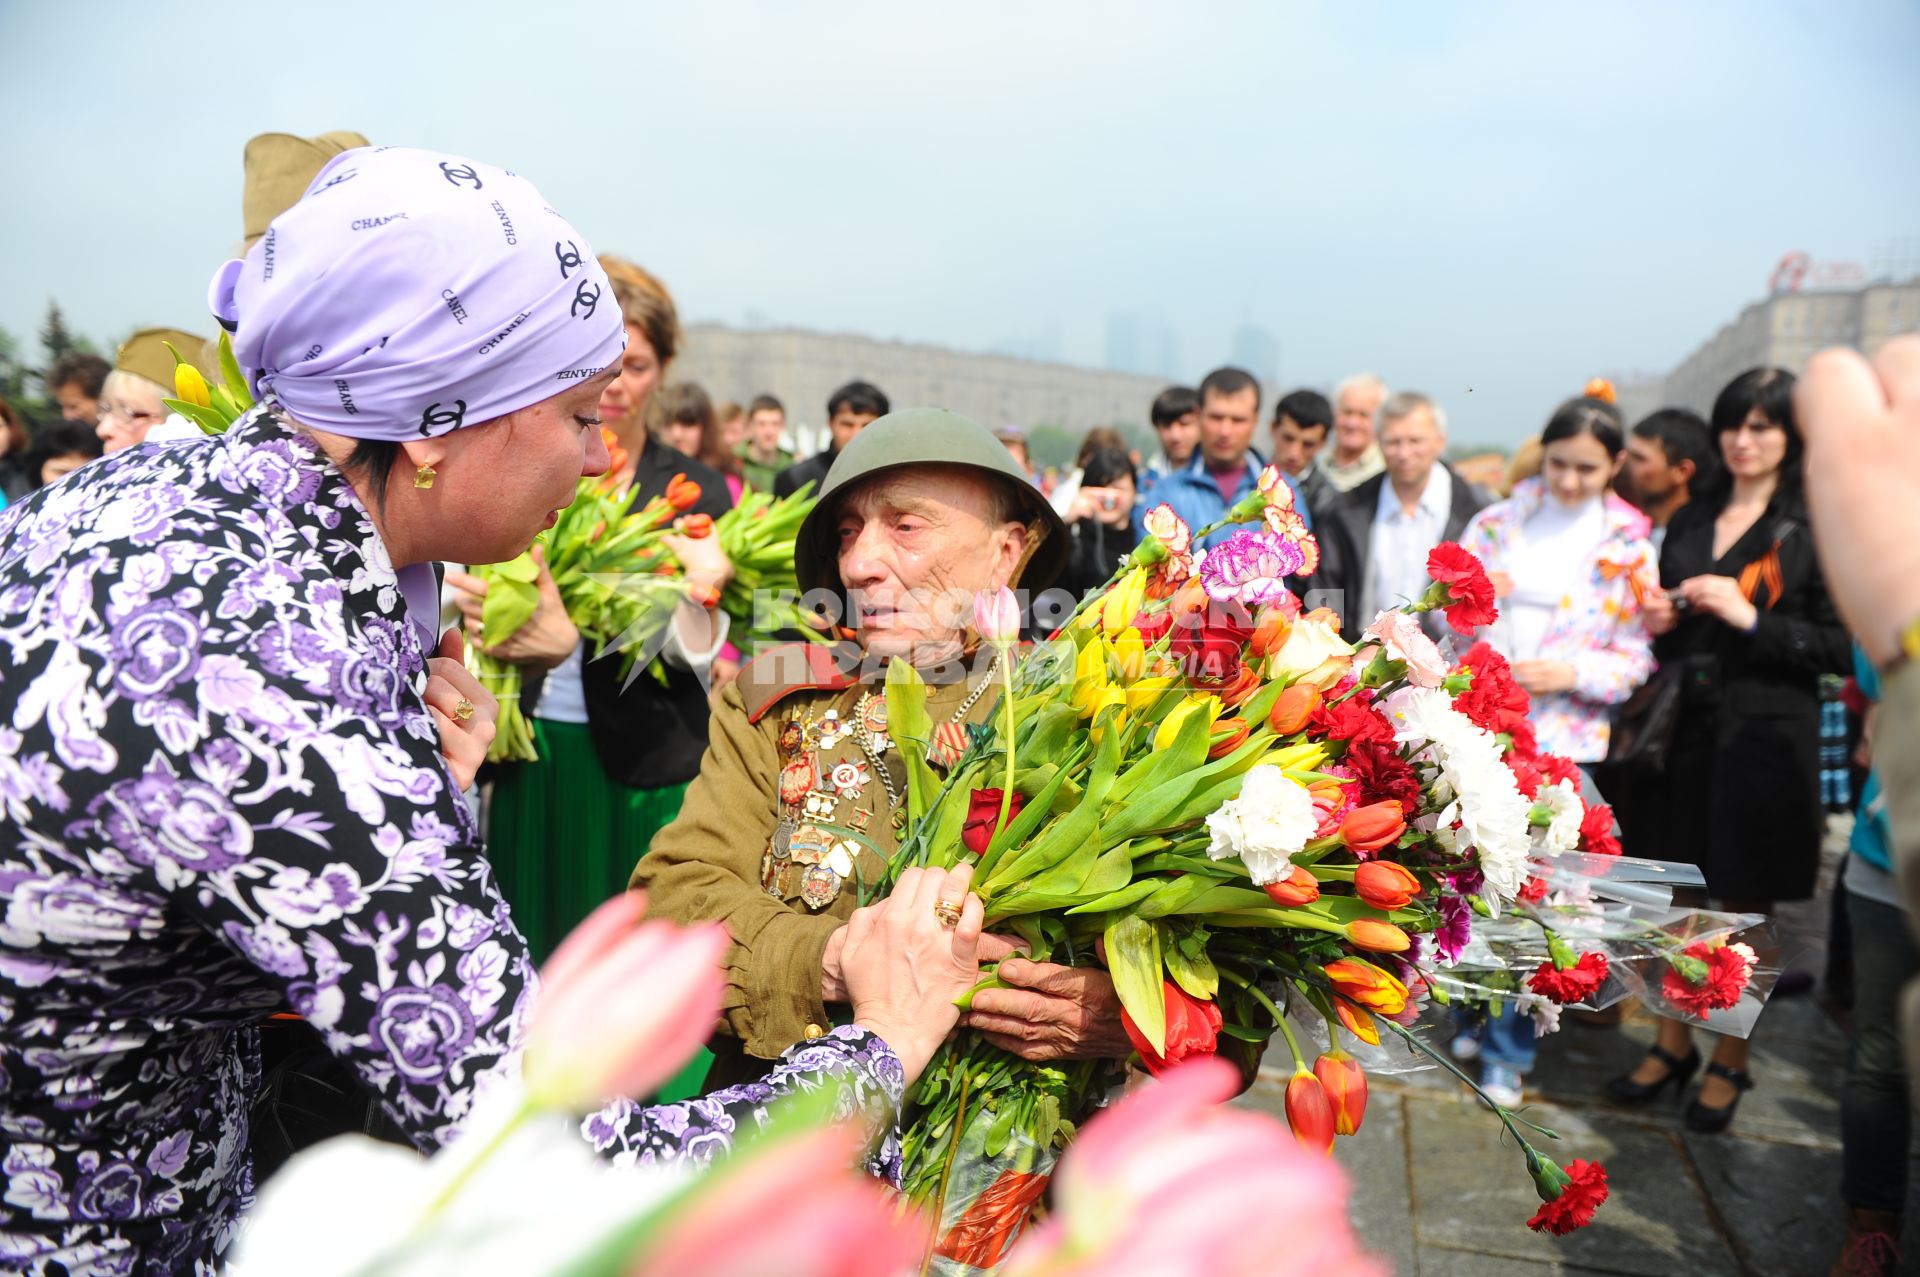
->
xmin=1123 ymin=674 xmax=1178 ymax=713
xmin=1072 ymin=640 xmax=1110 ymax=719
xmin=174 ymin=362 xmax=212 ymax=409
xmin=1154 ymin=694 xmax=1224 ymax=752
xmin=1088 ymin=687 xmax=1130 ymax=742
xmin=1101 ymin=568 xmax=1148 ymax=637
xmin=1111 ymin=626 xmax=1147 ymax=682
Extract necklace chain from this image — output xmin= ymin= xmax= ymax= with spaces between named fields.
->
xmin=852 ymin=651 xmax=1002 ymax=812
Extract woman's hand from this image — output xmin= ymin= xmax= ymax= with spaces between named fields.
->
xmin=446 ymin=547 xmax=580 ymax=670
xmin=836 ymin=864 xmax=984 ymax=1086
xmin=1070 ymin=487 xmax=1130 ymax=529
xmin=1487 ymin=570 xmax=1515 ymax=600
xmin=1641 ymin=589 xmax=1679 ymax=636
xmin=1511 ymin=659 xmax=1577 ymax=696
xmin=1677 ymin=574 xmax=1759 ymax=633
xmin=425 ymin=628 xmax=498 ymax=790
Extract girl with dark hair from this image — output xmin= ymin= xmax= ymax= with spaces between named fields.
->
xmin=0 ymin=396 xmax=32 ymax=504
xmin=1452 ymin=392 xmax=1659 ymax=1106
xmin=1054 ymin=445 xmax=1142 ymax=604
xmin=1606 ymin=366 xmax=1849 ymax=1133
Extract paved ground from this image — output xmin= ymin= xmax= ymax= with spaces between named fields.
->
xmin=1233 ymin=821 xmax=1914 ymax=1276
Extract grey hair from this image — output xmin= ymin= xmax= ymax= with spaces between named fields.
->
xmin=1377 ymin=390 xmax=1446 ymax=436
xmin=1333 ymin=371 xmax=1388 ymax=408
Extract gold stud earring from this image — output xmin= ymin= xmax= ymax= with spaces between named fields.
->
xmin=413 ymin=463 xmax=437 ymax=490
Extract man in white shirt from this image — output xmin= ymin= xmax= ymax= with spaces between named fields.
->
xmin=1322 ymin=372 xmax=1389 ymax=492
xmin=1306 ymin=391 xmax=1487 ymax=640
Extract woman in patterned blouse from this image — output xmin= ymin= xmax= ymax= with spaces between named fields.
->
xmin=0 ymin=147 xmax=984 ymax=1277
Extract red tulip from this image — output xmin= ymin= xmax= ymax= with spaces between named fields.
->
xmin=962 ymin=787 xmax=1028 ymax=856
xmin=665 ymin=472 xmax=702 ymax=512
xmin=1267 ymin=682 xmax=1322 ymax=736
xmin=1262 ymin=863 xmax=1320 ymax=907
xmin=1120 ymin=979 xmax=1223 ymax=1076
xmin=1353 ymin=860 xmax=1422 ymax=911
xmin=1206 ymin=717 xmax=1252 ymax=760
xmin=1314 ymin=1049 xmax=1369 ymax=1136
xmin=674 ymin=512 xmax=714 ymax=539
xmin=1340 ymin=801 xmax=1407 ymax=856
xmin=1284 ymin=1067 xmax=1336 ymax=1155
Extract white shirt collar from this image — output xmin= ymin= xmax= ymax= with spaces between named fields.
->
xmin=1374 ymin=464 xmax=1451 ymax=524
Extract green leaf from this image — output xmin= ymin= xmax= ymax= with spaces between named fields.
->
xmin=217 ymin=330 xmax=251 ymax=405
xmin=884 ymin=661 xmax=940 ymax=822
xmin=1162 ymin=923 xmax=1219 ymax=999
xmin=489 ymin=551 xmax=540 ymax=585
xmin=1105 ymin=913 xmax=1165 ymax=1056
xmin=481 ymin=578 xmax=540 ymax=648
xmin=160 ymin=398 xmax=231 ymax=436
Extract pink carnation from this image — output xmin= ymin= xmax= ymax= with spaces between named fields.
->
xmin=1199 ymin=529 xmax=1305 ymax=607
xmin=1363 ymin=610 xmax=1449 ymax=688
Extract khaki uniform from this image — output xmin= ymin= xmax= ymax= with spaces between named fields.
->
xmin=633 ymin=641 xmax=1000 ymax=1090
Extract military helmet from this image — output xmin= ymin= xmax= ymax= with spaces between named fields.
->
xmin=793 ymin=407 xmax=1070 ymax=595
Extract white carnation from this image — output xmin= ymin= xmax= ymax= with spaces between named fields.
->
xmin=1205 ymin=764 xmax=1318 ymax=886
xmin=1537 ymin=780 xmax=1584 ymax=854
xmin=1380 ymin=687 xmax=1533 ymax=905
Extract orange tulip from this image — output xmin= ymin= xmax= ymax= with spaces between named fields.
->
xmin=1353 ymin=860 xmax=1422 ymax=911
xmin=1218 ymin=665 xmax=1264 ymax=710
xmin=1206 ymin=717 xmax=1251 ymax=760
xmin=1333 ymin=995 xmax=1380 ymax=1047
xmin=587 ymin=519 xmax=607 ymax=543
xmin=1346 ymin=917 xmax=1411 ymax=954
xmin=675 ymin=512 xmax=715 ymax=539
xmin=686 ymin=582 xmax=723 ymax=610
xmin=1284 ymin=1067 xmax=1336 ymax=1156
xmin=665 ymin=472 xmax=703 ymax=512
xmin=1314 ymin=1049 xmax=1369 ymax=1136
xmin=1169 ymin=577 xmax=1210 ymax=620
xmin=1340 ymin=801 xmax=1407 ymax=855
xmin=1267 ymin=682 xmax=1322 ymax=736
xmin=1324 ymin=957 xmax=1410 ymax=1015
xmin=1249 ymin=606 xmax=1294 ymax=658
xmin=1262 ymin=863 xmax=1320 ymax=907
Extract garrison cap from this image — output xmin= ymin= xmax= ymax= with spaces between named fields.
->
xmin=794 ymin=407 xmax=1069 ymax=595
xmin=115 ymin=328 xmax=217 ymax=393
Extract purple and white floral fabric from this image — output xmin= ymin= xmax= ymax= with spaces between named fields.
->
xmin=0 ymin=412 xmax=903 ymax=1276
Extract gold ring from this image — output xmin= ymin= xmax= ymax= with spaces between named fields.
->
xmin=453 ymin=698 xmax=476 ymax=722
xmin=933 ymin=899 xmax=962 ymax=928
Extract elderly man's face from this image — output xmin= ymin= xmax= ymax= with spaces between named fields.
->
xmin=1381 ymin=405 xmax=1445 ymax=489
xmin=835 ymin=466 xmax=1029 ymax=663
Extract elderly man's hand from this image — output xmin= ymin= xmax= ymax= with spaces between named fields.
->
xmin=1799 ymin=335 xmax=1920 ymax=666
xmin=961 ymin=956 xmax=1135 ymax=1061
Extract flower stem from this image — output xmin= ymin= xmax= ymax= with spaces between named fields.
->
xmin=1218 ymin=967 xmax=1304 ymax=1068
xmin=920 ymin=1065 xmax=973 ymax=1277
xmin=417 ymin=1094 xmax=537 ymax=1228
xmin=995 ymin=644 xmax=1016 ymax=835
xmin=1375 ymin=1014 xmax=1559 ymax=1143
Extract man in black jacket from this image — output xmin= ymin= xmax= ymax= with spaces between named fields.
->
xmin=1306 ymin=390 xmax=1487 ymax=642
xmin=1271 ymin=387 xmax=1338 ymax=519
xmin=773 ymin=380 xmax=889 ymax=498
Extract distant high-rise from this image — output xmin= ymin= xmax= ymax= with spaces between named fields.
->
xmin=1105 ymin=311 xmax=1142 ymax=375
xmin=1230 ymin=322 xmax=1281 ymax=385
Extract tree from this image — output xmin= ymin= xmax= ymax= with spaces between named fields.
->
xmin=40 ymin=301 xmax=80 ymax=368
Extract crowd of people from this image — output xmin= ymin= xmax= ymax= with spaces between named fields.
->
xmin=0 ymin=129 xmax=1914 ymax=1277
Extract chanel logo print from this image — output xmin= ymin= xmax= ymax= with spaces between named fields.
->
xmin=555 ymin=240 xmax=584 ymax=278
xmin=438 ymin=161 xmax=484 ymax=190
xmin=571 ymin=279 xmax=601 ymax=320
xmin=419 ymin=400 xmax=468 ymax=435
xmin=316 ymin=168 xmax=357 ymax=192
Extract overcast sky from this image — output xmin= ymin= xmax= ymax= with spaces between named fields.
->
xmin=2 ymin=0 xmax=1914 ymax=444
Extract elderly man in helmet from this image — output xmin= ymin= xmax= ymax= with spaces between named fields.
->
xmin=635 ymin=409 xmax=1132 ymax=1091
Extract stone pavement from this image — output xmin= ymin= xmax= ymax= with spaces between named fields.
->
xmin=1233 ymin=821 xmax=1918 ymax=1276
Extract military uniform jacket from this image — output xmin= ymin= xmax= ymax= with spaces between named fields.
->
xmin=633 ymin=641 xmax=1001 ymax=1090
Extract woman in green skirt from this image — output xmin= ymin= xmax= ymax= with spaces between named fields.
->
xmin=450 ymin=257 xmax=733 ymax=1100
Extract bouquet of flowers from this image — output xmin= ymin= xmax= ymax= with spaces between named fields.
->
xmin=471 ymin=433 xmax=824 ymax=761
xmin=162 ymin=331 xmax=255 ymax=434
xmin=873 ymin=475 xmax=1772 ymax=1270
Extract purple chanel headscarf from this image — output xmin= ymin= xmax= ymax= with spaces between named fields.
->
xmin=207 ymin=145 xmax=625 ymax=442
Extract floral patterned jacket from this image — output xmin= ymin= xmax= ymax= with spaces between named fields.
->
xmin=0 ymin=412 xmax=903 ymax=1277
xmin=1456 ymin=479 xmax=1659 ymax=762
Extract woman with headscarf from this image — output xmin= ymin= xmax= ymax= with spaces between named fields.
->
xmin=0 ymin=146 xmax=982 ymax=1276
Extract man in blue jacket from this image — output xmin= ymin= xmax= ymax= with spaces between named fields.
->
xmin=1137 ymin=365 xmax=1308 ymax=548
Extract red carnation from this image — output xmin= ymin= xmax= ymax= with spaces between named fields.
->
xmin=1527 ymin=1160 xmax=1610 ymax=1235
xmin=1518 ymin=876 xmax=1549 ymax=905
xmin=1345 ymin=740 xmax=1421 ymax=815
xmin=1506 ymin=752 xmax=1544 ymax=799
xmin=1579 ymin=802 xmax=1622 ymax=857
xmin=1661 ymin=940 xmax=1755 ymax=1016
xmin=1505 ymin=716 xmax=1540 ymax=765
xmin=1539 ymin=753 xmax=1581 ymax=790
xmin=1528 ymin=952 xmax=1609 ymax=1005
xmin=1427 ymin=543 xmax=1500 ymax=633
xmin=1453 ymin=641 xmax=1533 ymax=738
xmin=1310 ymin=695 xmax=1396 ymax=749
xmin=962 ymin=788 xmax=1028 ymax=856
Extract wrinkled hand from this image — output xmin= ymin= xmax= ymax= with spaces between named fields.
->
xmin=837 ymin=864 xmax=985 ymax=1086
xmin=1511 ymin=659 xmax=1576 ymax=696
xmin=661 ymin=531 xmax=735 ymax=597
xmin=424 ymin=628 xmax=497 ymax=790
xmin=1677 ymin=574 xmax=1758 ymax=633
xmin=447 ymin=546 xmax=579 ymax=670
xmin=1799 ymin=336 xmax=1920 ymax=666
xmin=961 ymin=956 xmax=1133 ymax=1062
